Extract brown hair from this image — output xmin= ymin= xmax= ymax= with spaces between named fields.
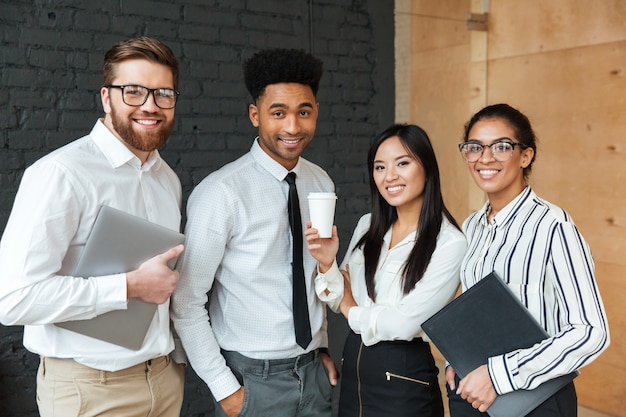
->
xmin=103 ymin=37 xmax=179 ymax=90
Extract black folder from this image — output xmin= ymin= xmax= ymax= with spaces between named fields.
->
xmin=421 ymin=272 xmax=577 ymax=417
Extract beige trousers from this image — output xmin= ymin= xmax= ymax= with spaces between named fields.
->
xmin=36 ymin=355 xmax=184 ymax=417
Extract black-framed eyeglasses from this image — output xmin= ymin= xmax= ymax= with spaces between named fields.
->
xmin=458 ymin=140 xmax=527 ymax=163
xmin=107 ymin=85 xmax=179 ymax=109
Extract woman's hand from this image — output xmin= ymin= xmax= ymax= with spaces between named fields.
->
xmin=339 ymin=265 xmax=357 ymax=318
xmin=445 ymin=365 xmax=457 ymax=390
xmin=456 ymin=364 xmax=497 ymax=412
xmin=305 ymin=221 xmax=339 ymax=273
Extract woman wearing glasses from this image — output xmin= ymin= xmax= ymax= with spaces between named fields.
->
xmin=446 ymin=103 xmax=609 ymax=416
xmin=306 ymin=124 xmax=466 ymax=417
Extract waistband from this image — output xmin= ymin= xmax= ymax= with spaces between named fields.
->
xmin=41 ymin=355 xmax=170 ymax=378
xmin=376 ymin=337 xmax=425 ymax=347
xmin=346 ymin=331 xmax=430 ymax=352
xmin=221 ymin=349 xmax=319 ymax=375
xmin=347 ymin=330 xmax=426 ymax=348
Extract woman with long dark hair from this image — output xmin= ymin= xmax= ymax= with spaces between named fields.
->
xmin=306 ymin=124 xmax=466 ymax=416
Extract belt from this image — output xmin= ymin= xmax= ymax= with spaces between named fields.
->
xmin=41 ymin=355 xmax=170 ymax=378
xmin=221 ymin=349 xmax=318 ymax=374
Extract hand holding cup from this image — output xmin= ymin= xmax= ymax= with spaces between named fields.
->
xmin=307 ymin=192 xmax=337 ymax=238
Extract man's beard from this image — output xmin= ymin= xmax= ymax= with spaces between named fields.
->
xmin=110 ymin=106 xmax=174 ymax=153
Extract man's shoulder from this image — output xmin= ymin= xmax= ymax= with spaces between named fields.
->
xmin=200 ymin=152 xmax=253 ymax=182
xmin=297 ymin=157 xmax=333 ymax=184
xmin=189 ymin=153 xmax=254 ymax=196
xmin=26 ymin=135 xmax=94 ymax=175
xmin=298 ymin=157 xmax=329 ymax=173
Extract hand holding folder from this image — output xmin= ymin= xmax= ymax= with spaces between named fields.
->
xmin=421 ymin=272 xmax=577 ymax=417
xmin=126 ymin=244 xmax=184 ymax=305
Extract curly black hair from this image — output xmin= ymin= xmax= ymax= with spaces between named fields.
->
xmin=243 ymin=48 xmax=323 ymax=102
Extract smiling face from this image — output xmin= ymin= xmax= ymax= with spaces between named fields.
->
xmin=249 ymin=82 xmax=319 ymax=170
xmin=101 ymin=59 xmax=176 ymax=162
xmin=373 ymin=135 xmax=426 ymax=214
xmin=466 ymin=117 xmax=534 ymax=207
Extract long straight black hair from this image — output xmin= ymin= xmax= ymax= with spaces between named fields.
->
xmin=356 ymin=124 xmax=460 ymax=300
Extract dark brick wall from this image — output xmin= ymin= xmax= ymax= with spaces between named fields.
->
xmin=0 ymin=1 xmax=394 ymax=416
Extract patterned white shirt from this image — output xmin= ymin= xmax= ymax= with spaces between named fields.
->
xmin=171 ymin=139 xmax=334 ymax=401
xmin=461 ymin=186 xmax=609 ymax=394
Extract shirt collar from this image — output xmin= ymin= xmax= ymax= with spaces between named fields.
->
xmin=90 ymin=119 xmax=162 ymax=171
xmin=382 ymin=226 xmax=417 ymax=248
xmin=480 ymin=186 xmax=534 ymax=226
xmin=250 ymin=137 xmax=301 ymax=181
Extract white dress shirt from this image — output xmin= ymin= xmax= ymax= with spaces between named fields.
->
xmin=171 ymin=139 xmax=334 ymax=401
xmin=0 ymin=120 xmax=182 ymax=371
xmin=461 ymin=186 xmax=609 ymax=394
xmin=316 ymin=213 xmax=467 ymax=346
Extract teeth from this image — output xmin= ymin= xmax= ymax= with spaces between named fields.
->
xmin=282 ymin=139 xmax=299 ymax=144
xmin=479 ymin=170 xmax=498 ymax=175
xmin=136 ymin=120 xmax=158 ymax=125
xmin=387 ymin=186 xmax=404 ymax=192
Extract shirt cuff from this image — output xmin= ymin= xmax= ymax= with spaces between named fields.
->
xmin=314 ymin=260 xmax=343 ymax=302
xmin=208 ymin=370 xmax=242 ymax=403
xmin=347 ymin=305 xmax=363 ymax=333
xmin=488 ymin=353 xmax=518 ymax=395
xmin=348 ymin=305 xmax=387 ymax=346
xmin=93 ymin=273 xmax=128 ymax=314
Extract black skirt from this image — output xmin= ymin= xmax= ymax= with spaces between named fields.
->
xmin=339 ymin=330 xmax=444 ymax=417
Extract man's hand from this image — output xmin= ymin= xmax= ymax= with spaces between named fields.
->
xmin=126 ymin=244 xmax=184 ymax=304
xmin=319 ymin=350 xmax=338 ymax=386
xmin=305 ymin=221 xmax=339 ymax=273
xmin=219 ymin=387 xmax=245 ymax=417
xmin=456 ymin=364 xmax=497 ymax=412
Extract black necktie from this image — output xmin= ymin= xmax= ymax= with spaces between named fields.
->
xmin=285 ymin=172 xmax=312 ymax=349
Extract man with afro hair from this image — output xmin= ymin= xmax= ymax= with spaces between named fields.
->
xmin=172 ymin=48 xmax=337 ymax=417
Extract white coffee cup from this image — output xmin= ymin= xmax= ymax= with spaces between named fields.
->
xmin=307 ymin=192 xmax=337 ymax=238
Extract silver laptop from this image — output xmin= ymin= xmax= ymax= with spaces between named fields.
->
xmin=56 ymin=205 xmax=185 ymax=350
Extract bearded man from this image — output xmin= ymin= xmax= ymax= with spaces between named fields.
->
xmin=0 ymin=37 xmax=185 ymax=417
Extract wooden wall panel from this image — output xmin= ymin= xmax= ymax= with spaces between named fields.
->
xmin=484 ymin=4 xmax=625 ymax=414
xmin=485 ymin=41 xmax=626 ymax=268
xmin=409 ymin=14 xmax=468 ymax=52
xmin=467 ymin=0 xmax=489 ymax=213
xmin=411 ymin=0 xmax=468 ymax=20
xmin=399 ymin=0 xmax=626 ymax=414
xmin=488 ymin=0 xmax=626 ymax=59
xmin=480 ymin=2 xmax=625 ymax=414
xmin=576 ymin=261 xmax=626 ymax=412
xmin=408 ymin=2 xmax=472 ymax=224
xmin=575 ymin=196 xmax=626 ymax=266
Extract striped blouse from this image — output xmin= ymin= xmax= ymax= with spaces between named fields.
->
xmin=460 ymin=186 xmax=609 ymax=395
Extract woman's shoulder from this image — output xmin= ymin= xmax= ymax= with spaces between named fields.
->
xmin=527 ymin=192 xmax=577 ymax=225
xmin=349 ymin=213 xmax=372 ymax=240
xmin=440 ymin=217 xmax=467 ymax=244
xmin=355 ymin=213 xmax=372 ymax=228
